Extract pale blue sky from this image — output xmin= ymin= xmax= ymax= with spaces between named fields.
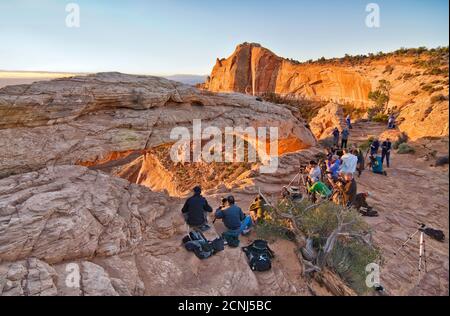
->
xmin=0 ymin=0 xmax=448 ymax=75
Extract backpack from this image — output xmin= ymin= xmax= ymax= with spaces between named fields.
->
xmin=183 ymin=231 xmax=214 ymax=260
xmin=424 ymin=228 xmax=445 ymax=242
xmin=242 ymin=240 xmax=275 ymax=272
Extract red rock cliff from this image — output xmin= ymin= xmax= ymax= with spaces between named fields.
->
xmin=203 ymin=43 xmax=373 ymax=107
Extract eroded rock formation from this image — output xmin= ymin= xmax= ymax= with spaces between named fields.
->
xmin=0 ymin=72 xmax=316 ymax=179
xmin=0 ymin=166 xmax=307 ymax=296
xmin=202 ymin=43 xmax=449 ymax=140
xmin=309 ymin=103 xmax=345 ymax=140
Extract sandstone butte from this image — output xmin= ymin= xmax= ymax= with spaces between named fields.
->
xmin=202 ymin=43 xmax=449 ymax=140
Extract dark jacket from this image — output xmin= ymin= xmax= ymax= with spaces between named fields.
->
xmin=342 ymin=179 xmax=357 ymax=206
xmin=381 ymin=141 xmax=392 ymax=153
xmin=181 ymin=193 xmax=212 ymax=226
xmin=215 ymin=205 xmax=245 ymax=231
xmin=332 ymin=129 xmax=340 ymax=138
xmin=370 ymin=140 xmax=380 ymax=154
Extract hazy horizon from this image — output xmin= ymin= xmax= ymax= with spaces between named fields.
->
xmin=1 ymin=0 xmax=448 ymax=75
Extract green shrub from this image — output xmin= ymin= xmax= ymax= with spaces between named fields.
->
xmin=372 ymin=113 xmax=389 ymax=123
xmin=359 ymin=137 xmax=375 ymax=152
xmin=263 ymin=199 xmax=381 ymax=295
xmin=392 ymin=132 xmax=409 ymax=150
xmin=397 ymin=143 xmax=415 ymax=154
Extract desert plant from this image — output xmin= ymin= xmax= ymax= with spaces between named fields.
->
xmin=392 ymin=132 xmax=409 ymax=150
xmin=359 ymin=136 xmax=375 ymax=152
xmin=397 ymin=143 xmax=415 ymax=154
xmin=262 ymin=199 xmax=381 ymax=295
xmin=430 ymin=94 xmax=448 ymax=104
xmin=372 ymin=113 xmax=389 ymax=123
xmin=368 ymin=80 xmax=391 ymax=116
xmin=383 ymin=65 xmax=395 ymax=75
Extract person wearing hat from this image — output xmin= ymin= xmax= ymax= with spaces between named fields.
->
xmin=181 ymin=186 xmax=213 ymax=231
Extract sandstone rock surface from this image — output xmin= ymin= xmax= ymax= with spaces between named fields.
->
xmin=0 ymin=72 xmax=316 ymax=178
xmin=309 ymin=103 xmax=345 ymax=140
xmin=202 ymin=43 xmax=449 ymax=140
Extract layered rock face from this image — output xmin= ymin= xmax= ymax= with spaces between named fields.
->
xmin=203 ymin=43 xmax=372 ymax=106
xmin=0 ymin=166 xmax=300 ymax=296
xmin=309 ymin=103 xmax=345 ymax=140
xmin=203 ymin=43 xmax=449 ymax=140
xmin=0 ymin=72 xmax=316 ymax=179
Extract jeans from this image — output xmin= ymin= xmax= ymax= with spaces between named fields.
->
xmin=240 ymin=215 xmax=253 ymax=234
xmin=382 ymin=151 xmax=391 ymax=168
xmin=341 ymin=139 xmax=348 ymax=149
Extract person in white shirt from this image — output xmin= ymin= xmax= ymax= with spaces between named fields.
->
xmin=339 ymin=149 xmax=358 ymax=175
xmin=307 ymin=160 xmax=322 ymax=184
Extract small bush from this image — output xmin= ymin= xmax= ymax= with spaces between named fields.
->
xmin=383 ymin=65 xmax=394 ymax=75
xmin=359 ymin=136 xmax=374 ymax=152
xmin=397 ymin=143 xmax=415 ymax=154
xmin=409 ymin=90 xmax=420 ymax=96
xmin=372 ymin=113 xmax=389 ymax=123
xmin=393 ymin=132 xmax=408 ymax=149
xmin=431 ymin=94 xmax=447 ymax=104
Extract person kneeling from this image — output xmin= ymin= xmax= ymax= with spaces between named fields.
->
xmin=307 ymin=181 xmax=332 ymax=202
xmin=215 ymin=196 xmax=253 ymax=240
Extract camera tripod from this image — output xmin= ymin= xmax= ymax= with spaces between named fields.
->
xmin=394 ymin=223 xmax=428 ymax=279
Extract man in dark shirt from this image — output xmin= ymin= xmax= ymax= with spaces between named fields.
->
xmin=332 ymin=128 xmax=340 ymax=147
xmin=381 ymin=138 xmax=392 ymax=168
xmin=370 ymin=138 xmax=380 ymax=156
xmin=215 ymin=196 xmax=251 ymax=235
xmin=181 ymin=186 xmax=213 ymax=230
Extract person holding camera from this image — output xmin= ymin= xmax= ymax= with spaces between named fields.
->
xmin=306 ymin=160 xmax=322 ymax=184
xmin=215 ymin=196 xmax=252 ymax=236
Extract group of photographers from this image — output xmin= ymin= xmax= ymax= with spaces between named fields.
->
xmin=181 ymin=128 xmax=388 ymax=239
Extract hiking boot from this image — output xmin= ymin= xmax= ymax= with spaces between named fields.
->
xmin=242 ymin=228 xmax=252 ymax=236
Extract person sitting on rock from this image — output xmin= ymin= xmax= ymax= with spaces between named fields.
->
xmin=306 ymin=160 xmax=322 ymax=184
xmin=215 ymin=196 xmax=252 ymax=236
xmin=307 ymin=180 xmax=332 ymax=203
xmin=181 ymin=186 xmax=213 ymax=231
xmin=248 ymin=195 xmax=271 ymax=224
xmin=368 ymin=154 xmax=387 ymax=176
xmin=326 ymin=155 xmax=341 ymax=182
xmin=336 ymin=173 xmax=358 ymax=207
xmin=388 ymin=114 xmax=396 ymax=129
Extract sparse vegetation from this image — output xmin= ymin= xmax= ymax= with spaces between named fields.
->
xmin=431 ymin=94 xmax=448 ymax=104
xmin=372 ymin=113 xmax=389 ymax=123
xmin=260 ymin=92 xmax=326 ymax=122
xmin=383 ymin=65 xmax=395 ymax=75
xmin=259 ymin=199 xmax=381 ymax=295
xmin=393 ymin=132 xmax=409 ymax=150
xmin=397 ymin=143 xmax=415 ymax=154
xmin=368 ymin=80 xmax=391 ymax=119
xmin=359 ymin=136 xmax=375 ymax=152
